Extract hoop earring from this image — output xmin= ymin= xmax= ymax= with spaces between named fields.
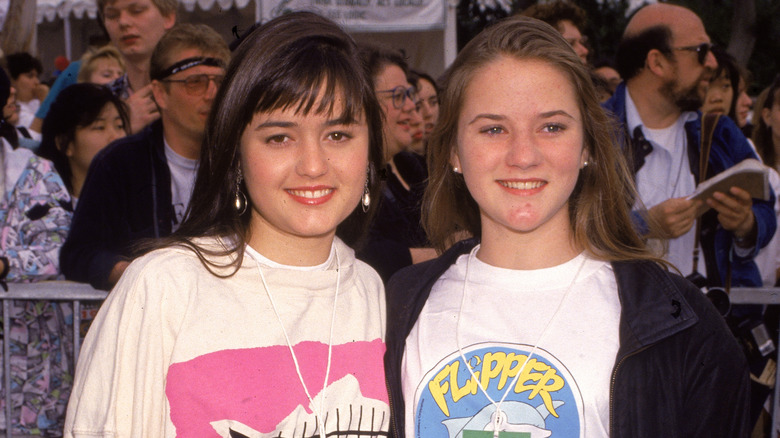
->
xmin=361 ymin=170 xmax=371 ymax=213
xmin=235 ymin=168 xmax=248 ymax=216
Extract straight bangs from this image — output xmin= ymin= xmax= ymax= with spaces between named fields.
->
xmin=250 ymin=44 xmax=367 ymax=126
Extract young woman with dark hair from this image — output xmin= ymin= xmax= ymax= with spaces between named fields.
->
xmin=356 ymin=43 xmax=436 ymax=282
xmin=37 ymin=83 xmax=129 ymax=200
xmin=64 ymin=12 xmax=389 ymax=437
xmin=385 ymin=15 xmax=750 ymax=437
xmin=701 ymin=47 xmax=746 ymax=123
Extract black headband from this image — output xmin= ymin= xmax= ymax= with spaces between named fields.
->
xmin=153 ymin=57 xmax=226 ymax=81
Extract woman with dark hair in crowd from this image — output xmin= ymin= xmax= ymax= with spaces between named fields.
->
xmin=753 ymin=76 xmax=780 ymax=171
xmin=407 ymin=69 xmax=439 ymax=156
xmin=356 ymin=43 xmax=436 ymax=282
xmin=5 ymin=52 xmax=47 ymax=134
xmin=65 ymin=12 xmax=389 ymax=437
xmin=38 ymin=83 xmax=129 ymax=201
xmin=749 ymin=76 xmax=780 ymax=286
xmin=385 ymin=15 xmax=750 ymax=437
xmin=699 ymin=47 xmax=755 ymax=140
xmin=701 ymin=47 xmax=748 ymax=124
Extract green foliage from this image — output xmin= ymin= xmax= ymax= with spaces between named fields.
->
xmin=577 ymin=0 xmax=631 ymax=65
xmin=748 ymin=0 xmax=780 ymax=93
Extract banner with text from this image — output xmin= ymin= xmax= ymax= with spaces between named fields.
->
xmin=261 ymin=0 xmax=446 ymax=31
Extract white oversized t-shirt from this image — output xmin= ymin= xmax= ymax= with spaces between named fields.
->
xmin=64 ymin=237 xmax=389 ymax=437
xmin=402 ymin=249 xmax=620 ymax=438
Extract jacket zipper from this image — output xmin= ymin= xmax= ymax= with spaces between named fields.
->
xmin=609 ymin=344 xmax=651 ymax=437
xmin=386 ymin=373 xmax=399 ymax=438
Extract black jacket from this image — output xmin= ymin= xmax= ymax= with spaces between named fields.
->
xmin=384 ymin=239 xmax=751 ymax=437
xmin=60 ymin=120 xmax=174 ymax=290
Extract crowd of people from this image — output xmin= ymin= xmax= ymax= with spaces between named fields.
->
xmin=0 ymin=0 xmax=778 ymax=436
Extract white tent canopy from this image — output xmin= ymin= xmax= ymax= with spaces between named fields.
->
xmin=15 ymin=0 xmax=454 ymax=77
xmin=33 ymin=0 xmax=260 ymax=23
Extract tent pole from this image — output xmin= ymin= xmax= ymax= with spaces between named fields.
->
xmin=444 ymin=0 xmax=457 ymax=68
xmin=64 ymin=15 xmax=72 ymax=61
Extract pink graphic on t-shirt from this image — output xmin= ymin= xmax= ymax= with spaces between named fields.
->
xmin=165 ymin=338 xmax=387 ymax=436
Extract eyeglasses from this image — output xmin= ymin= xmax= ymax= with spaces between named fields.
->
xmin=376 ymin=86 xmax=416 ymax=109
xmin=162 ymin=74 xmax=225 ymax=96
xmin=673 ymin=43 xmax=712 ymax=65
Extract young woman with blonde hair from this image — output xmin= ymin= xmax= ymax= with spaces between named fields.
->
xmin=384 ymin=15 xmax=749 ymax=437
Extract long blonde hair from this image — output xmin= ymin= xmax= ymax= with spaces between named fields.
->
xmin=424 ymin=15 xmax=657 ymax=264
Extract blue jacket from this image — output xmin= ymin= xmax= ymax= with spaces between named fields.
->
xmin=603 ymin=83 xmax=776 ymax=287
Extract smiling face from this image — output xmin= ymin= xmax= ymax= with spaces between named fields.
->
xmin=102 ymin=0 xmax=175 ymax=63
xmin=374 ymin=64 xmax=415 ymax=158
xmin=701 ymin=71 xmax=734 ymax=115
xmin=240 ymin=92 xmax=370 ymax=260
xmin=452 ymin=56 xmax=586 ymax=252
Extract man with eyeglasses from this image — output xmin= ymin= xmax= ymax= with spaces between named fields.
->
xmin=60 ymin=24 xmax=230 ymax=290
xmin=603 ymin=4 xmax=775 ymax=292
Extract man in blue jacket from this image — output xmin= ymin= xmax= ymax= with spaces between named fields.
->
xmin=603 ymin=3 xmax=775 ymax=288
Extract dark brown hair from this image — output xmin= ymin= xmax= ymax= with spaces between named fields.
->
xmin=151 ymin=11 xmax=384 ymax=276
xmin=520 ymin=0 xmax=587 ymax=34
xmin=38 ymin=83 xmax=129 ymax=195
xmin=752 ymin=75 xmax=780 ymax=169
xmin=423 ymin=15 xmax=656 ymax=264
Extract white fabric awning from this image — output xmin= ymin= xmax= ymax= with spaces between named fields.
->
xmin=36 ymin=0 xmax=98 ymax=23
xmin=30 ymin=0 xmax=253 ymax=24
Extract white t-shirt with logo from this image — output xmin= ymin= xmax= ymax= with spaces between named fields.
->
xmin=402 ymin=249 xmax=620 ymax=438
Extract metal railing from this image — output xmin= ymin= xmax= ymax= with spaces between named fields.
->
xmin=0 ymin=284 xmax=775 ymax=436
xmin=730 ymin=287 xmax=780 ymax=436
xmin=0 ymin=281 xmax=107 ymax=438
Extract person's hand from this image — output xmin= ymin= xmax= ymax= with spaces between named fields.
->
xmin=125 ymin=84 xmax=159 ymax=133
xmin=707 ymin=186 xmax=755 ymax=239
xmin=108 ymin=260 xmax=131 ymax=288
xmin=34 ymin=83 xmax=49 ymax=101
xmin=647 ymin=197 xmax=701 ymax=238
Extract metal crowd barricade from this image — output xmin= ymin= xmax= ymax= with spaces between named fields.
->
xmin=730 ymin=287 xmax=780 ymax=436
xmin=0 ymin=281 xmax=107 ymax=438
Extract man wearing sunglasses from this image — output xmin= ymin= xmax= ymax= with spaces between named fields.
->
xmin=603 ymin=4 xmax=775 ymax=291
xmin=61 ymin=24 xmax=230 ymax=290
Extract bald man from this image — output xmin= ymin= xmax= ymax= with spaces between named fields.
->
xmin=604 ymin=3 xmax=775 ymax=290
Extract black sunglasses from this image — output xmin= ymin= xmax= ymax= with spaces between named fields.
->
xmin=673 ymin=43 xmax=713 ymax=65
